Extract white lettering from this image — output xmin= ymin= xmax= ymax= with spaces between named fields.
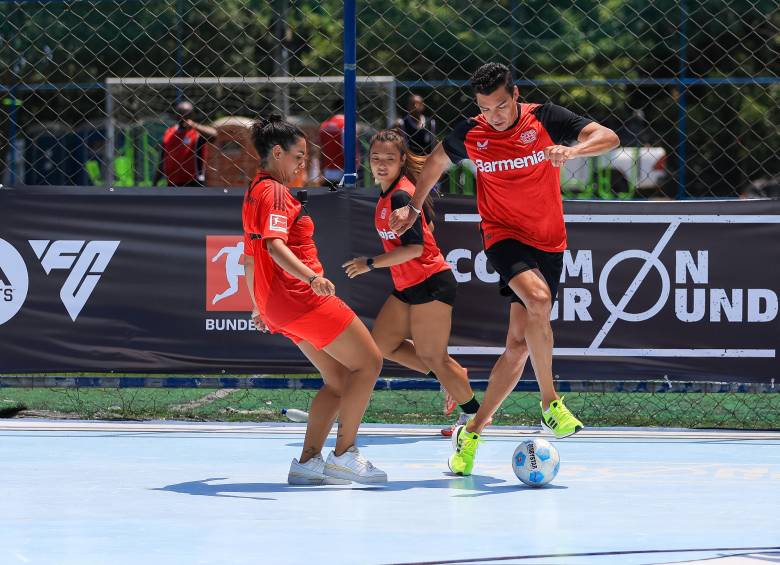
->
xmin=561 ymin=250 xmax=593 ymax=283
xmin=474 ymin=151 xmax=546 ymax=174
xmin=446 ymin=248 xmax=472 ymax=283
xmin=205 ymin=318 xmax=260 ymax=331
xmin=675 ymin=251 xmax=708 ymax=284
xmin=747 ymin=289 xmax=778 ymax=322
xmin=497 ymin=159 xmax=514 ymax=172
xmin=562 ymin=288 xmax=592 ymax=321
xmin=444 ymin=249 xmax=497 ymax=283
xmin=474 ymin=251 xmax=499 ymax=283
xmin=709 ymin=289 xmax=743 ymax=322
xmin=675 ymin=288 xmax=706 ymax=322
xmin=376 ymin=229 xmax=397 ymax=240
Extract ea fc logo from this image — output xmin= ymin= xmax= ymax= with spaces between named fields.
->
xmin=0 ymin=239 xmax=29 ymax=325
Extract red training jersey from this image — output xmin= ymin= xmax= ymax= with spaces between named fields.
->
xmin=442 ymin=102 xmax=592 ymax=252
xmin=319 ymin=114 xmax=345 ymax=181
xmin=374 ymin=175 xmax=450 ymax=291
xmin=162 ymin=125 xmax=202 ymax=185
xmin=318 ymin=114 xmax=361 ymax=182
xmin=242 ymin=171 xmax=327 ymax=330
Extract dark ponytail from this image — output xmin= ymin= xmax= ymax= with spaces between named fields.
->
xmin=250 ymin=113 xmax=306 ymax=165
xmin=369 ymin=128 xmax=437 ymax=223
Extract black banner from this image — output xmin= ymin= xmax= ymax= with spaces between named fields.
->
xmin=1 ymin=187 xmax=778 ymax=381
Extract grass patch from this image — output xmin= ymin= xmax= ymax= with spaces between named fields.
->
xmin=1 ymin=388 xmax=778 ymax=429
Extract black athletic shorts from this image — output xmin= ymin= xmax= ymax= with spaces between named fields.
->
xmin=484 ymin=238 xmax=563 ymax=305
xmin=392 ymin=269 xmax=457 ymax=307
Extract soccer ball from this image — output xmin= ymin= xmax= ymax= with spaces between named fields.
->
xmin=512 ymin=438 xmax=560 ymax=487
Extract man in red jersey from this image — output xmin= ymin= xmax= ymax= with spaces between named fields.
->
xmin=154 ymin=101 xmax=217 ymax=187
xmin=390 ymin=62 xmax=619 ymax=475
xmin=319 ymin=112 xmax=346 ymax=188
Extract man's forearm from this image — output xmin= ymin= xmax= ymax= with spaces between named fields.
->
xmin=192 ymin=122 xmax=218 ymax=140
xmin=570 ymin=127 xmax=620 ymax=158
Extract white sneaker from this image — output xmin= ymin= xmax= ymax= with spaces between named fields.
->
xmin=441 ymin=412 xmax=473 ymax=437
xmin=324 ymin=446 xmax=388 ymax=484
xmin=288 ymin=454 xmax=351 ymax=485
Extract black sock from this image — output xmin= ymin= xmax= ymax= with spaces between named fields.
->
xmin=459 ymin=396 xmax=480 ymax=414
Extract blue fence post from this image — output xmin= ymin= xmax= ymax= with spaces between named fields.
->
xmin=342 ymin=0 xmax=358 ymax=189
xmin=676 ymin=0 xmax=688 ymax=199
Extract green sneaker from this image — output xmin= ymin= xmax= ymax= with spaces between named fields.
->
xmin=447 ymin=424 xmax=482 ymax=476
xmin=541 ymin=396 xmax=584 ymax=438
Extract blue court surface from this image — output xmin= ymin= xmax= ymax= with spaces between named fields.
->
xmin=2 ymin=420 xmax=779 ymax=565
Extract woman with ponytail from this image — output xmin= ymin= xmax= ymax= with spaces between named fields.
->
xmin=343 ymin=129 xmax=480 ymax=436
xmin=242 ymin=114 xmax=386 ymax=485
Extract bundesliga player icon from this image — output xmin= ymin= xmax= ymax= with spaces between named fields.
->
xmin=343 ymin=129 xmax=481 ymax=435
xmin=390 ymin=63 xmax=620 ymax=475
xmin=242 ymin=114 xmax=387 ymax=485
xmin=210 ymin=241 xmax=245 ymax=306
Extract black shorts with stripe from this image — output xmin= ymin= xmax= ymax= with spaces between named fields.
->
xmin=484 ymin=238 xmax=563 ymax=305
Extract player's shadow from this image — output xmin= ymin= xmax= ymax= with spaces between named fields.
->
xmin=154 ymin=475 xmax=566 ymax=501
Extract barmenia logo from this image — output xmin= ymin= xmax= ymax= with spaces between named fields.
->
xmin=474 ymin=150 xmax=546 ymax=173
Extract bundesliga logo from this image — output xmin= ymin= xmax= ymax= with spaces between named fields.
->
xmin=205 ymin=235 xmax=252 ymax=312
xmin=475 ymin=150 xmax=546 ymax=174
xmin=269 ymin=214 xmax=288 ymax=233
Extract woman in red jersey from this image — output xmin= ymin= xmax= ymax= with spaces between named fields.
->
xmin=242 ymin=115 xmax=386 ymax=485
xmin=343 ymin=129 xmax=480 ymax=434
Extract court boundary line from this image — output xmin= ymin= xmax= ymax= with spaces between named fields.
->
xmin=383 ymin=545 xmax=780 ymax=565
xmin=1 ymin=419 xmax=779 ymax=441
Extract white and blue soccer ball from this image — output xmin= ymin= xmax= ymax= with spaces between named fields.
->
xmin=512 ymin=438 xmax=560 ymax=487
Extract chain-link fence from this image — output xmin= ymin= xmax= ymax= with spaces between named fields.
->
xmin=1 ymin=0 xmax=777 ymax=197
xmin=3 ymin=376 xmax=779 ymax=429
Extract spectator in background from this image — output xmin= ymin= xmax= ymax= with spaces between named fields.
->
xmin=401 ymin=94 xmax=437 ymax=155
xmin=318 ymin=101 xmax=366 ymax=189
xmin=319 ymin=111 xmax=346 ymax=188
xmin=153 ymin=101 xmax=217 ymax=187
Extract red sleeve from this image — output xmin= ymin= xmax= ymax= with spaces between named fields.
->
xmin=243 ymin=231 xmax=254 ymax=256
xmin=258 ymin=182 xmax=296 ymax=244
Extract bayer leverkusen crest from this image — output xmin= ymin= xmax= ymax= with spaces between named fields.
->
xmin=519 ymin=129 xmax=537 ymax=144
